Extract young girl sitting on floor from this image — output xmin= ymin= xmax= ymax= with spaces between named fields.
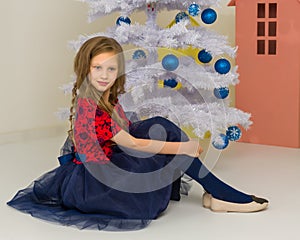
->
xmin=7 ymin=36 xmax=268 ymax=231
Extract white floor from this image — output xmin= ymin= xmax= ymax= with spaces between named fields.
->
xmin=1 ymin=134 xmax=300 ymax=240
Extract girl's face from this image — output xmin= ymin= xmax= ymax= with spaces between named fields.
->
xmin=89 ymin=51 xmax=119 ymax=93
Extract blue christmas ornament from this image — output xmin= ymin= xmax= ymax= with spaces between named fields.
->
xmin=226 ymin=126 xmax=242 ymax=141
xmin=116 ymin=16 xmax=131 ymax=26
xmin=198 ymin=49 xmax=212 ymax=63
xmin=188 ymin=3 xmax=200 ymax=16
xmin=132 ymin=50 xmax=146 ymax=60
xmin=214 ymin=59 xmax=231 ymax=74
xmin=164 ymin=78 xmax=178 ymax=88
xmin=201 ymin=8 xmax=217 ymax=24
xmin=175 ymin=12 xmax=189 ymax=23
xmin=214 ymin=87 xmax=229 ymax=99
xmin=212 ymin=134 xmax=229 ymax=150
xmin=162 ymin=54 xmax=179 ymax=71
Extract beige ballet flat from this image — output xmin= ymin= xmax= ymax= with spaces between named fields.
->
xmin=202 ymin=192 xmax=212 ymax=208
xmin=210 ymin=195 xmax=269 ymax=213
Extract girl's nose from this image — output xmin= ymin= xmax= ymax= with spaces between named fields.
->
xmin=100 ymin=70 xmax=108 ymax=79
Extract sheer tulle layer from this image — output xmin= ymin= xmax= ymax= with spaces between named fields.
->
xmin=7 ymin=154 xmax=179 ymax=231
xmin=7 ymin=117 xmax=185 ymax=231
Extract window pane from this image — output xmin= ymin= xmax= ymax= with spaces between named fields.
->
xmin=257 ymin=22 xmax=265 ymax=36
xmin=257 ymin=40 xmax=265 ymax=55
xmin=269 ymin=40 xmax=277 ymax=55
xmin=269 ymin=22 xmax=277 ymax=36
xmin=269 ymin=3 xmax=277 ymax=18
xmin=258 ymin=3 xmax=265 ymax=18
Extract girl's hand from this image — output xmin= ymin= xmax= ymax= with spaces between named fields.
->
xmin=182 ymin=140 xmax=203 ymax=157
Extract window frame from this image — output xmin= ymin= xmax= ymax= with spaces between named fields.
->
xmin=256 ymin=2 xmax=278 ymax=56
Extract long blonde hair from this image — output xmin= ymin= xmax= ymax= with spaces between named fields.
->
xmin=68 ymin=36 xmax=127 ymax=139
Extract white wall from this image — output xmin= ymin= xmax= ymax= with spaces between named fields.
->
xmin=0 ymin=0 xmax=235 ymax=142
xmin=0 ymin=0 xmax=93 ymax=137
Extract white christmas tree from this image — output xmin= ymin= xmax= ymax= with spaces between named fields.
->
xmin=58 ymin=0 xmax=252 ymax=150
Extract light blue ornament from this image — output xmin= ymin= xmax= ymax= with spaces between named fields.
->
xmin=175 ymin=12 xmax=189 ymax=23
xmin=188 ymin=3 xmax=200 ymax=16
xmin=116 ymin=16 xmax=131 ymax=26
xmin=132 ymin=50 xmax=146 ymax=60
xmin=212 ymin=134 xmax=229 ymax=150
xmin=164 ymin=78 xmax=178 ymax=88
xmin=214 ymin=59 xmax=231 ymax=74
xmin=214 ymin=87 xmax=229 ymax=99
xmin=162 ymin=54 xmax=179 ymax=71
xmin=201 ymin=8 xmax=217 ymax=24
xmin=198 ymin=49 xmax=212 ymax=63
xmin=226 ymin=126 xmax=242 ymax=141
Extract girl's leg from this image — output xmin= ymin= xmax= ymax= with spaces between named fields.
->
xmin=130 ymin=117 xmax=253 ymax=203
xmin=180 ymin=156 xmax=253 ymax=203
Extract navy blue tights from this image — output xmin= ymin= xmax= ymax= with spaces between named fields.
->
xmin=130 ymin=117 xmax=253 ymax=204
xmin=183 ymin=156 xmax=252 ymax=203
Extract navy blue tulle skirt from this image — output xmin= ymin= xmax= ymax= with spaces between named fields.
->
xmin=7 ymin=117 xmax=189 ymax=231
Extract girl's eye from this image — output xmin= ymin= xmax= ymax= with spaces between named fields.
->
xmin=92 ymin=66 xmax=116 ymax=72
xmin=94 ymin=66 xmax=101 ymax=70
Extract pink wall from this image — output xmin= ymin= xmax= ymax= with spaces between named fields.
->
xmin=230 ymin=0 xmax=300 ymax=148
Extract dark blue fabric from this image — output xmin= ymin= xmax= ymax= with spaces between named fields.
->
xmin=132 ymin=117 xmax=252 ymax=204
xmin=7 ymin=116 xmax=252 ymax=231
xmin=183 ymin=157 xmax=252 ymax=203
xmin=7 ymin=117 xmax=186 ymax=231
xmin=58 ymin=152 xmax=74 ymax=165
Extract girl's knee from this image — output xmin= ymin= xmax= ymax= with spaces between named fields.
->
xmin=152 ymin=117 xmax=188 ymax=142
xmin=132 ymin=116 xmax=189 ymax=141
xmin=152 ymin=116 xmax=173 ymax=126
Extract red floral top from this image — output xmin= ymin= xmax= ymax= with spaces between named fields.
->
xmin=73 ymin=98 xmax=131 ymax=164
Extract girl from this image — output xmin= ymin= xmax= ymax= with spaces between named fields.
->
xmin=7 ymin=36 xmax=268 ymax=231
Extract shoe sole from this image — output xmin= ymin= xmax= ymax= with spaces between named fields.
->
xmin=210 ymin=197 xmax=269 ymax=213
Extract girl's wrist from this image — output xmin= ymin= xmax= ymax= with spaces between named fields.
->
xmin=180 ymin=142 xmax=191 ymax=155
xmin=180 ymin=140 xmax=201 ymax=157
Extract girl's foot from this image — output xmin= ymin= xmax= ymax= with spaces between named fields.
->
xmin=207 ymin=194 xmax=269 ymax=213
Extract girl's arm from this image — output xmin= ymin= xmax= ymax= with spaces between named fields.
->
xmin=111 ymin=130 xmax=203 ymax=157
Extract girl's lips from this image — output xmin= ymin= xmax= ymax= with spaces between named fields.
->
xmin=97 ymin=81 xmax=109 ymax=86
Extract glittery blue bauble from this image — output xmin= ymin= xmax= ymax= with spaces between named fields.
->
xmin=214 ymin=87 xmax=229 ymax=99
xmin=175 ymin=12 xmax=189 ymax=23
xmin=198 ymin=49 xmax=212 ymax=63
xmin=162 ymin=54 xmax=179 ymax=71
xmin=116 ymin=16 xmax=131 ymax=26
xmin=201 ymin=8 xmax=217 ymax=24
xmin=164 ymin=78 xmax=178 ymax=88
xmin=132 ymin=50 xmax=146 ymax=60
xmin=226 ymin=126 xmax=242 ymax=141
xmin=212 ymin=134 xmax=229 ymax=150
xmin=188 ymin=3 xmax=200 ymax=16
xmin=214 ymin=59 xmax=231 ymax=74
